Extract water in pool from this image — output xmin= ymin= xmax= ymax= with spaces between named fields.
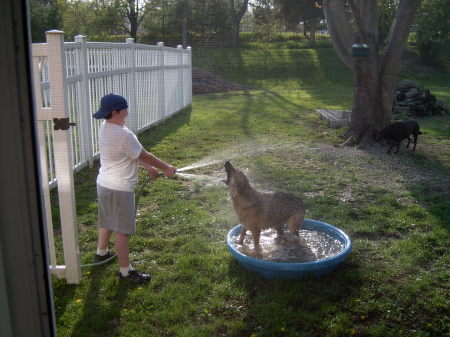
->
xmin=232 ymin=228 xmax=344 ymax=263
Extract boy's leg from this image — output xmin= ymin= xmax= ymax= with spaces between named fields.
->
xmin=116 ymin=233 xmax=151 ymax=283
xmin=97 ymin=228 xmax=113 ymax=251
xmin=93 ymin=228 xmax=115 ymax=262
xmin=115 ymin=232 xmax=130 ymax=268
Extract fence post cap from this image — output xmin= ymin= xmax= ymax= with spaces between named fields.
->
xmin=126 ymin=38 xmax=134 ymax=44
xmin=46 ymin=29 xmax=64 ymax=35
xmin=177 ymin=45 xmax=182 ymax=49
xmin=187 ymin=46 xmax=192 ymax=50
xmin=74 ymin=35 xmax=86 ymax=42
xmin=157 ymin=42 xmax=164 ymax=47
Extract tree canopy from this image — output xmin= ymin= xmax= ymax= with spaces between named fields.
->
xmin=29 ymin=0 xmax=61 ymax=42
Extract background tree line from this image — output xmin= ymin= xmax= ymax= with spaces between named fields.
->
xmin=30 ymin=0 xmax=245 ymax=46
xmin=30 ymin=0 xmax=448 ymax=66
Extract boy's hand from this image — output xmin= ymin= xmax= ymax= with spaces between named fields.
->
xmin=163 ymin=165 xmax=177 ymax=178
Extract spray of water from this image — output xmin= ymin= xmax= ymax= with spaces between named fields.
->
xmin=176 ymin=159 xmax=222 ymax=172
xmin=174 ymin=140 xmax=309 ymax=186
xmin=176 ymin=172 xmax=212 ymax=180
xmin=176 ymin=172 xmax=225 ymax=187
xmin=177 ymin=140 xmax=303 ymax=173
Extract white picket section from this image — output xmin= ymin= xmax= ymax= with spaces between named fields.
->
xmin=31 ymin=30 xmax=192 ymax=284
xmin=34 ymin=32 xmax=192 ymax=185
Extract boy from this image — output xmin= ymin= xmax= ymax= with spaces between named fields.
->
xmin=93 ymin=93 xmax=176 ymax=284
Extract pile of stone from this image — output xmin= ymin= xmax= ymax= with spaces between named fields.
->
xmin=393 ymin=80 xmax=448 ymax=116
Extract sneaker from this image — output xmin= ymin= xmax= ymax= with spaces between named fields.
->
xmin=118 ymin=269 xmax=151 ymax=284
xmin=93 ymin=251 xmax=116 ymax=263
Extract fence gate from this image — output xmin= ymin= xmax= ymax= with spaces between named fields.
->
xmin=32 ymin=30 xmax=81 ymax=284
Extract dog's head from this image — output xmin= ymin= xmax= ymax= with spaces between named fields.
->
xmin=224 ymin=161 xmax=251 ymax=194
xmin=374 ymin=130 xmax=383 ymax=145
xmin=374 ymin=127 xmax=393 ymax=147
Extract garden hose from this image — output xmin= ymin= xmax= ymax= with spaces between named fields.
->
xmin=135 ymin=175 xmax=152 ymax=212
xmin=134 ymin=172 xmax=169 ymax=212
xmin=80 ymin=253 xmax=117 ymax=268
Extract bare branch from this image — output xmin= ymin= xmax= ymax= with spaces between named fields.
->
xmin=120 ymin=22 xmax=131 ymax=35
xmin=236 ymin=0 xmax=249 ymax=19
xmin=322 ymin=0 xmax=354 ymax=70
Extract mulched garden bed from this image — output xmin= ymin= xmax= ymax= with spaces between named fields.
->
xmin=192 ymin=68 xmax=252 ymax=94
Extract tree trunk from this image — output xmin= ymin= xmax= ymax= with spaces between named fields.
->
xmin=229 ymin=0 xmax=249 ymax=47
xmin=130 ymin=21 xmax=138 ymax=41
xmin=231 ymin=17 xmax=240 ymax=47
xmin=344 ymin=1 xmax=382 ymax=146
xmin=307 ymin=19 xmax=316 ymax=48
xmin=124 ymin=0 xmax=139 ymax=42
xmin=348 ymin=56 xmax=384 ymax=146
xmin=181 ymin=0 xmax=189 ymax=48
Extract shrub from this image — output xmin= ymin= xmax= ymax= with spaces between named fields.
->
xmin=414 ymin=0 xmax=450 ymax=67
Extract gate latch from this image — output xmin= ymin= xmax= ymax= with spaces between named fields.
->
xmin=53 ymin=118 xmax=77 ymax=131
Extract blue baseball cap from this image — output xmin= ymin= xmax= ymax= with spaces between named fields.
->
xmin=93 ymin=93 xmax=128 ymax=119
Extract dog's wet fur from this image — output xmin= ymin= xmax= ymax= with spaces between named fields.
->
xmin=224 ymin=161 xmax=305 ymax=247
xmin=375 ymin=120 xmax=422 ymax=154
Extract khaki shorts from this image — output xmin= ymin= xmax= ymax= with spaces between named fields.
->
xmin=97 ymin=184 xmax=136 ymax=235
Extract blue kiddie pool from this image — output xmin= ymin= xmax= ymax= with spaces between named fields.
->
xmin=226 ymin=219 xmax=352 ymax=279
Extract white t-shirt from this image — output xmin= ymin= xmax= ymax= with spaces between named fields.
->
xmin=96 ymin=121 xmax=143 ymax=192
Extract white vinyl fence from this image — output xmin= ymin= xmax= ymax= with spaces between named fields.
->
xmin=32 ymin=30 xmax=192 ymax=283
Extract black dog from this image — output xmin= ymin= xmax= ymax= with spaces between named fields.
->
xmin=376 ymin=120 xmax=422 ymax=154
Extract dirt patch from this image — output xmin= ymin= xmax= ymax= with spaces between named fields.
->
xmin=311 ymin=142 xmax=450 ymax=197
xmin=192 ymin=68 xmax=252 ymax=95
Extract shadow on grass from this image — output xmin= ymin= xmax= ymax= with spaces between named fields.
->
xmin=68 ymin=266 xmax=132 ymax=337
xmin=194 ymin=43 xmax=353 ymax=108
xmin=402 ymin=159 xmax=449 ymax=232
xmin=362 ymin=146 xmax=450 ymax=233
xmin=239 ymin=90 xmax=256 ymax=140
xmin=227 ymin=256 xmax=363 ymax=336
xmin=53 ymin=279 xmax=77 ymax=324
xmin=138 ymin=105 xmax=192 ymax=148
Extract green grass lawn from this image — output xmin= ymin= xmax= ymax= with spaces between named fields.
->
xmin=52 ymin=37 xmax=449 ymax=337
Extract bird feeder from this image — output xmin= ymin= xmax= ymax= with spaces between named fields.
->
xmin=352 ymin=44 xmax=369 ymax=57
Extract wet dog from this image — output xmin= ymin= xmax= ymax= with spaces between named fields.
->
xmin=375 ymin=120 xmax=422 ymax=154
xmin=224 ymin=161 xmax=305 ymax=247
